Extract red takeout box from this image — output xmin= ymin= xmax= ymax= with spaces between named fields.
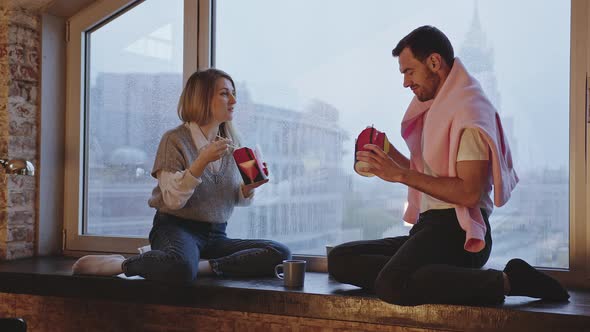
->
xmin=233 ymin=146 xmax=269 ymax=184
xmin=354 ymin=126 xmax=390 ymax=177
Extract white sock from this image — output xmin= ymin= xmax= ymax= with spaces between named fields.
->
xmin=72 ymin=254 xmax=125 ymax=276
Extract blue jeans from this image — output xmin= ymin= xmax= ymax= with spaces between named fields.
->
xmin=122 ymin=211 xmax=291 ymax=283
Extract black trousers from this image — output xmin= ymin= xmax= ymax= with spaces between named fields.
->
xmin=328 ymin=208 xmax=505 ymax=306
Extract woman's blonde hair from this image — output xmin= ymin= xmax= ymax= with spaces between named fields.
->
xmin=177 ymin=68 xmax=240 ymax=145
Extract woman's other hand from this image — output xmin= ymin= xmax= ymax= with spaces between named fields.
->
xmin=242 ymin=179 xmax=269 ymax=198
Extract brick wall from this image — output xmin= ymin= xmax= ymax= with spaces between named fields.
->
xmin=0 ymin=293 xmax=434 ymax=332
xmin=0 ymin=4 xmax=44 ymax=259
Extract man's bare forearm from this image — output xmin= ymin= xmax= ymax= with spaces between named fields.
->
xmin=398 ymin=169 xmax=481 ymax=208
xmin=388 ymin=146 xmax=410 ymax=169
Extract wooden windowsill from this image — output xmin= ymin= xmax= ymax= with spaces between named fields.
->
xmin=0 ymin=256 xmax=588 ymax=331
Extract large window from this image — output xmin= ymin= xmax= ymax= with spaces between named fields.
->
xmin=85 ymin=0 xmax=184 ymax=237
xmin=214 ymin=0 xmax=571 ymax=268
xmin=65 ymin=0 xmax=589 ymax=283
xmin=65 ymin=0 xmax=188 ymax=252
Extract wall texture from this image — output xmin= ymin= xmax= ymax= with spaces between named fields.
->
xmin=0 ymin=6 xmax=40 ymax=259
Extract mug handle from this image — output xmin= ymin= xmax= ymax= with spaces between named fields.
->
xmin=274 ymin=264 xmax=284 ymax=279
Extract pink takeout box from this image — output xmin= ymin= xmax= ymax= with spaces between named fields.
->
xmin=233 ymin=146 xmax=269 ymax=184
xmin=354 ymin=126 xmax=390 ymax=177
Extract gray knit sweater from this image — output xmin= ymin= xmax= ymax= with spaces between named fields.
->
xmin=148 ymin=124 xmax=242 ymax=223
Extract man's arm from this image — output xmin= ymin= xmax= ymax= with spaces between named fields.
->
xmin=398 ymin=160 xmax=489 ymax=207
xmin=357 ymin=145 xmax=489 ymax=207
xmin=387 ymin=145 xmax=410 ymax=169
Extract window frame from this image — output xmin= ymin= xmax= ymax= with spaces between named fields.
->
xmin=535 ymin=0 xmax=590 ymax=289
xmin=64 ymin=0 xmax=589 ymax=285
xmin=563 ymin=0 xmax=590 ymax=288
xmin=64 ymin=0 xmax=200 ymax=254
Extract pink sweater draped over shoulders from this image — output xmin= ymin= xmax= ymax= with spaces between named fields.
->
xmin=400 ymin=58 xmax=518 ymax=253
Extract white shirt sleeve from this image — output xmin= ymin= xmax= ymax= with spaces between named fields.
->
xmin=157 ymin=170 xmax=202 ymax=210
xmin=457 ymin=128 xmax=490 ymax=161
xmin=237 ymin=185 xmax=255 ymax=206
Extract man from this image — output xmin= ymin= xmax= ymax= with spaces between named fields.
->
xmin=328 ymin=26 xmax=569 ymax=306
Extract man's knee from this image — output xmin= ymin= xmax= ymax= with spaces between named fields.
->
xmin=374 ymin=270 xmax=413 ymax=306
xmin=327 ymin=246 xmax=350 ymax=281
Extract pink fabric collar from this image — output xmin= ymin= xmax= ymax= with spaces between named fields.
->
xmin=400 ymin=58 xmax=518 ymax=252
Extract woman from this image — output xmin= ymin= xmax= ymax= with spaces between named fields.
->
xmin=73 ymin=69 xmax=291 ymax=283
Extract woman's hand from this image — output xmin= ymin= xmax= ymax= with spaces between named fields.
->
xmin=356 ymin=144 xmax=406 ymax=183
xmin=242 ymin=179 xmax=269 ymax=198
xmin=198 ymin=138 xmax=232 ymax=164
xmin=188 ymin=138 xmax=232 ymax=178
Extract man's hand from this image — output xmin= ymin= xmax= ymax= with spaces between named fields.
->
xmin=356 ymin=144 xmax=406 ymax=182
xmin=357 ymin=144 xmax=490 ymax=208
xmin=242 ymin=179 xmax=269 ymax=198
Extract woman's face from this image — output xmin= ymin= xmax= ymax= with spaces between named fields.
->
xmin=210 ymin=77 xmax=236 ymax=124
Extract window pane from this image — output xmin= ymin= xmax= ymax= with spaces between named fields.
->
xmin=85 ymin=0 xmax=183 ymax=237
xmin=215 ymin=0 xmax=570 ymax=268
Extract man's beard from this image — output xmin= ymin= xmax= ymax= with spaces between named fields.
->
xmin=416 ymin=71 xmax=440 ymax=102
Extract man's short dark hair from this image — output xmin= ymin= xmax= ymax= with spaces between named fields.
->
xmin=392 ymin=25 xmax=454 ymax=66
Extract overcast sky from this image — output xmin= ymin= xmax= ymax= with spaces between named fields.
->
xmin=90 ymin=0 xmax=571 ymax=174
xmin=215 ymin=0 xmax=570 ymax=173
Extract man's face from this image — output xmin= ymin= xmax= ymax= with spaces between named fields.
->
xmin=398 ymin=47 xmax=440 ymax=102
